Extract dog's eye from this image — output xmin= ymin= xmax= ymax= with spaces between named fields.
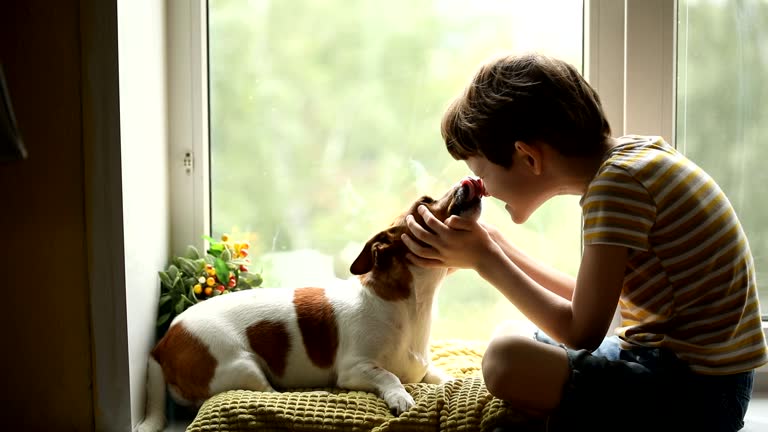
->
xmin=383 ymin=227 xmax=407 ymax=243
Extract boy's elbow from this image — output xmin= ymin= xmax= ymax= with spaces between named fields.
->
xmin=563 ymin=331 xmax=604 ymax=352
xmin=574 ymin=338 xmax=602 ymax=353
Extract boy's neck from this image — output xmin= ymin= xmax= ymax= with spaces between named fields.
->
xmin=550 ymin=137 xmax=619 ymax=196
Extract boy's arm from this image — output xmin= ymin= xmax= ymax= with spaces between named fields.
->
xmin=403 ymin=206 xmax=627 ymax=350
xmin=476 ymin=242 xmax=627 ymax=350
xmin=483 ymin=223 xmax=576 ymax=301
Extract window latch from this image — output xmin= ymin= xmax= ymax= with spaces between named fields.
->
xmin=183 ymin=151 xmax=193 ymax=175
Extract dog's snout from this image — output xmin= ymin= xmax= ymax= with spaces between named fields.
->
xmin=459 ymin=177 xmax=487 ymax=199
xmin=445 ymin=177 xmax=485 ymax=218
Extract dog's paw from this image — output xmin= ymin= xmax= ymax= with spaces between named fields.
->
xmin=135 ymin=420 xmax=163 ymax=432
xmin=382 ymin=388 xmax=415 ymax=416
xmin=306 ymin=390 xmax=331 ymax=396
xmin=421 ymin=365 xmax=455 ymax=384
xmin=438 ymin=375 xmax=457 ymax=384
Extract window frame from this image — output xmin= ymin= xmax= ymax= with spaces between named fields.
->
xmin=168 ymin=0 xmax=210 ymax=257
xmin=168 ymin=0 xmax=768 ymax=387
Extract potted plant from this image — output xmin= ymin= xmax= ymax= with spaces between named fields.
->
xmin=156 ymin=234 xmax=263 ymax=329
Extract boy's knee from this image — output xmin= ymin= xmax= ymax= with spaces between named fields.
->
xmin=482 ymin=334 xmax=571 ymax=412
xmin=481 ymin=334 xmax=530 ymax=397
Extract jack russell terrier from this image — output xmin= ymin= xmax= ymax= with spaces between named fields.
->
xmin=137 ymin=177 xmax=487 ymax=432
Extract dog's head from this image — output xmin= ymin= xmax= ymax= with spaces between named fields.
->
xmin=349 ymin=177 xmax=486 ymax=300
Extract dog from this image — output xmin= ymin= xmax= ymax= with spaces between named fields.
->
xmin=137 ymin=177 xmax=486 ymax=432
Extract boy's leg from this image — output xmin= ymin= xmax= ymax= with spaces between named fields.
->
xmin=681 ymin=370 xmax=754 ymax=432
xmin=534 ymin=328 xmax=621 ymax=360
xmin=485 ymin=325 xmax=753 ymax=431
xmin=482 ymin=333 xmax=571 ymax=413
xmin=483 ymin=330 xmax=688 ymax=432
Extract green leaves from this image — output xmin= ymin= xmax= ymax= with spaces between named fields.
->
xmin=214 ymin=257 xmax=230 ymax=282
xmin=174 ymin=298 xmax=186 ymax=315
xmin=157 ymin=312 xmax=171 ymax=327
xmin=175 ymin=257 xmax=201 ymax=277
xmin=155 ymin=236 xmax=264 ymax=327
xmin=185 ymin=245 xmax=201 ymax=260
xmin=158 ymin=271 xmax=173 ymax=289
xmin=203 ymin=235 xmax=225 ymax=258
xmin=159 ymin=294 xmax=172 ymax=308
xmin=239 ymin=272 xmax=263 ymax=287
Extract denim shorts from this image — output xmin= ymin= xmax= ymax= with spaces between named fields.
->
xmin=533 ymin=330 xmax=755 ymax=432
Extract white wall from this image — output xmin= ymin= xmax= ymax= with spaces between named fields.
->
xmin=117 ymin=0 xmax=170 ymax=427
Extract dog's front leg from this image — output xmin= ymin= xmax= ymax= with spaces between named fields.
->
xmin=421 ymin=364 xmax=454 ymax=384
xmin=337 ymin=361 xmax=415 ymax=416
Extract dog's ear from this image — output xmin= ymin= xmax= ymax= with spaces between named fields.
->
xmin=350 ymin=236 xmax=379 ymax=275
xmin=350 ymin=231 xmax=390 ymax=275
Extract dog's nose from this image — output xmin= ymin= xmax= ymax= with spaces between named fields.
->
xmin=460 ymin=177 xmax=488 ymax=198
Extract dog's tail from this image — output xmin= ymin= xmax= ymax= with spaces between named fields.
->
xmin=136 ymin=356 xmax=166 ymax=432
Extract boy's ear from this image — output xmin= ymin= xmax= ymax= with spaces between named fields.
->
xmin=514 ymin=140 xmax=543 ymax=175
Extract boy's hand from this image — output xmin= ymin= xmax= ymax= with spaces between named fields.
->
xmin=401 ymin=204 xmax=495 ymax=270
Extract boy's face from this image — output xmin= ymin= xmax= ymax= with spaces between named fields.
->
xmin=465 ymin=153 xmax=550 ymax=224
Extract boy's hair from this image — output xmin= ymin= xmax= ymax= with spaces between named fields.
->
xmin=441 ymin=53 xmax=612 ymax=168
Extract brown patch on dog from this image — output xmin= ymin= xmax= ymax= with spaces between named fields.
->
xmin=350 ymin=228 xmax=413 ymax=301
xmin=349 ymin=184 xmax=482 ymax=301
xmin=246 ymin=320 xmax=291 ymax=377
xmin=294 ymin=287 xmax=339 ymax=368
xmin=151 ymin=322 xmax=217 ymax=403
xmin=359 ymin=260 xmax=413 ymax=301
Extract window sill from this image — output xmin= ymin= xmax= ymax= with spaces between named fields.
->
xmin=745 ymin=390 xmax=768 ymax=431
xmin=753 ymin=321 xmax=768 ymax=393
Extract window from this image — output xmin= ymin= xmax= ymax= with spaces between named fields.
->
xmin=159 ymin=9 xmax=768 ymax=428
xmin=206 ymin=0 xmax=584 ymax=340
xmin=677 ymin=0 xmax=768 ymax=312
xmin=169 ymin=0 xmax=766 ymax=342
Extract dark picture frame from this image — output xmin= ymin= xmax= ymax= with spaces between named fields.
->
xmin=0 ymin=65 xmax=27 ymax=162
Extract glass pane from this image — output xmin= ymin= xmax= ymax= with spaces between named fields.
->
xmin=677 ymin=0 xmax=768 ymax=315
xmin=209 ymin=0 xmax=584 ymax=339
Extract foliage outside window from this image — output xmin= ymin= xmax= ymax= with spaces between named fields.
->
xmin=208 ymin=0 xmax=582 ymax=340
xmin=677 ymin=0 xmax=768 ymax=312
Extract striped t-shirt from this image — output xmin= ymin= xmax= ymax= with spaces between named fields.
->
xmin=581 ymin=135 xmax=767 ymax=375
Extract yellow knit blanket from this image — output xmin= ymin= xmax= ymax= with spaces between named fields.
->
xmin=187 ymin=339 xmax=544 ymax=431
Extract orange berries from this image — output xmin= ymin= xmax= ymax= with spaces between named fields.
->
xmin=193 ymin=284 xmax=202 ymax=294
xmin=206 ymin=277 xmax=215 ymax=287
xmin=204 ymin=287 xmax=213 ymax=296
xmin=240 ymin=265 xmax=248 ymax=272
xmin=221 ymin=234 xmax=230 ymax=242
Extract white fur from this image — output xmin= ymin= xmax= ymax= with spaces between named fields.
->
xmin=137 ymin=179 xmax=484 ymax=432
xmin=137 ymin=265 xmax=452 ymax=432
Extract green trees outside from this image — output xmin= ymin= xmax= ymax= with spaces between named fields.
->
xmin=207 ymin=0 xmax=767 ymax=339
xmin=677 ymin=0 xmax=768 ymax=310
xmin=208 ymin=0 xmax=583 ymax=339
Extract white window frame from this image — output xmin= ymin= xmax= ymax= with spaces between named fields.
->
xmin=168 ymin=0 xmax=767 ymax=389
xmin=585 ymin=0 xmax=676 ymax=143
xmin=168 ymin=0 xmax=210 ymax=257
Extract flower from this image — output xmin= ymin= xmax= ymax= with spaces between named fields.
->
xmin=156 ymin=234 xmax=263 ymax=327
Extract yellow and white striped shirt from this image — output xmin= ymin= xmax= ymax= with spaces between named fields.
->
xmin=582 ymin=135 xmax=767 ymax=375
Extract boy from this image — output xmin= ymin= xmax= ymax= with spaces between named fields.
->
xmin=401 ymin=53 xmax=766 ymax=431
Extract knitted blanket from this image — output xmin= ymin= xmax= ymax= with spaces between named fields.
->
xmin=187 ymin=339 xmax=545 ymax=431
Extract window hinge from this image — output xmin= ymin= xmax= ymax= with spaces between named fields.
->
xmin=183 ymin=151 xmax=193 ymax=175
